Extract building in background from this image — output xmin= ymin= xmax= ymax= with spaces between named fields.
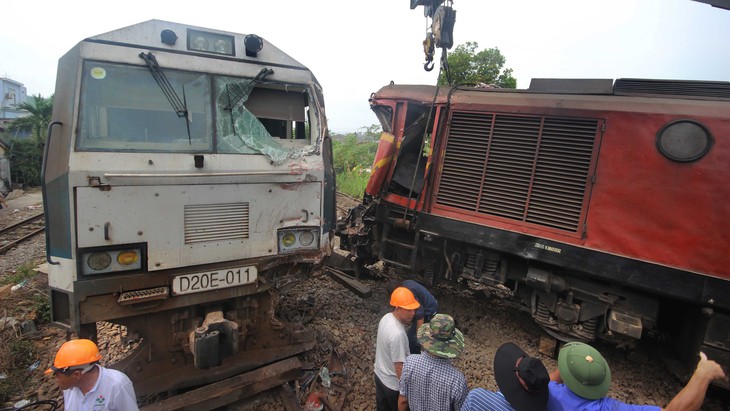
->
xmin=0 ymin=76 xmax=29 ymax=136
xmin=0 ymin=76 xmax=30 ymax=192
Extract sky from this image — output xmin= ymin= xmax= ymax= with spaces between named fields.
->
xmin=1 ymin=0 xmax=729 ymax=133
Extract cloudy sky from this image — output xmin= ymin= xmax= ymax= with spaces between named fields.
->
xmin=2 ymin=0 xmax=728 ymax=133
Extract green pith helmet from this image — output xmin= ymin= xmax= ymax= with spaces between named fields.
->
xmin=558 ymin=342 xmax=611 ymax=399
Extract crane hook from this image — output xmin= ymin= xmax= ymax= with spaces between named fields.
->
xmin=423 ymin=33 xmax=435 ymax=72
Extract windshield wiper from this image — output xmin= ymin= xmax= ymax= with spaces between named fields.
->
xmin=139 ymin=52 xmax=192 ymax=143
xmin=224 ymin=68 xmax=274 ymax=110
xmin=224 ymin=68 xmax=274 ymax=135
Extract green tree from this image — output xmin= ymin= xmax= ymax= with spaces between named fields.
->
xmin=333 ymin=133 xmax=378 ymax=174
xmin=358 ymin=123 xmax=382 ymax=142
xmin=6 ymin=138 xmax=43 ymax=186
xmin=5 ymin=94 xmax=53 ymax=186
xmin=438 ymin=42 xmax=517 ymax=88
xmin=7 ymin=94 xmax=54 ymax=143
xmin=332 ymin=131 xmax=379 ymax=197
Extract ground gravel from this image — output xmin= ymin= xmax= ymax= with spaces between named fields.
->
xmin=1 ymin=190 xmax=727 ymax=410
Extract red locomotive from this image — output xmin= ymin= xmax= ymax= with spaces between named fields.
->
xmin=337 ymin=78 xmax=730 ymax=381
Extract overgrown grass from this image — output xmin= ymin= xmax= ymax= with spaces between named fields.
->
xmin=0 ymin=261 xmax=48 ymax=403
xmin=337 ymin=169 xmax=369 ymax=198
xmin=0 ymin=339 xmax=36 ymax=403
xmin=0 ymin=261 xmax=38 ymax=286
xmin=2 ymin=260 xmax=51 ymax=324
xmin=31 ymin=292 xmax=51 ymax=324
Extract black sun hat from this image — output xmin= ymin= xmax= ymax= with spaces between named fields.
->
xmin=494 ymin=342 xmax=550 ymax=411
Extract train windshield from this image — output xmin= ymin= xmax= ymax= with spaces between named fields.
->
xmin=77 ymin=61 xmax=313 ymax=163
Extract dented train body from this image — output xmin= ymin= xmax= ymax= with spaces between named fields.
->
xmin=338 ymin=79 xmax=730 ymax=376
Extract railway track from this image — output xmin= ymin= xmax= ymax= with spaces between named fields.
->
xmin=336 ymin=191 xmax=361 ymax=216
xmin=0 ymin=212 xmax=45 ymax=254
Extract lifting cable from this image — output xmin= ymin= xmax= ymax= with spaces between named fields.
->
xmin=399 ymin=0 xmax=456 ymax=226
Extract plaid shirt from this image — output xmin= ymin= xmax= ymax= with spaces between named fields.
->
xmin=399 ymin=352 xmax=468 ymax=411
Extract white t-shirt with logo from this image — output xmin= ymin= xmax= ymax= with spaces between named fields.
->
xmin=374 ymin=312 xmax=410 ymax=390
xmin=63 ymin=365 xmax=139 ymax=411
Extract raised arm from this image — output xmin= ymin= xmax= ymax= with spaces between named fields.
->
xmin=662 ymin=352 xmax=726 ymax=411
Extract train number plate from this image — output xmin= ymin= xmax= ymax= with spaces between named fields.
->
xmin=172 ymin=266 xmax=257 ymax=296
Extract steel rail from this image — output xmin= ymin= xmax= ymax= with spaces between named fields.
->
xmin=0 ymin=212 xmax=44 ymax=236
xmin=0 ymin=213 xmax=46 ymax=254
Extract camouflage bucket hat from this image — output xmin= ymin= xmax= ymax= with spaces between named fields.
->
xmin=417 ymin=313 xmax=464 ymax=359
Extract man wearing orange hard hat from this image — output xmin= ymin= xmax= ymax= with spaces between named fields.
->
xmin=374 ymin=286 xmax=421 ymax=411
xmin=46 ymin=339 xmax=138 ymax=410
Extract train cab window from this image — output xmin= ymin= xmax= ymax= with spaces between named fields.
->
xmin=214 ymin=76 xmax=311 ymax=161
xmin=77 ymin=62 xmax=314 ymax=164
xmin=77 ymin=62 xmax=212 ymax=152
xmin=390 ymin=108 xmax=431 ymax=196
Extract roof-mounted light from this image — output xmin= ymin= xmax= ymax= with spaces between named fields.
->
xmin=187 ymin=29 xmax=234 ymax=56
xmin=244 ymin=34 xmax=263 ymax=57
xmin=160 ymin=29 xmax=178 ymax=46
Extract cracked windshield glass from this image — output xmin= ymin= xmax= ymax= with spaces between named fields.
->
xmin=78 ymin=61 xmax=315 ymax=164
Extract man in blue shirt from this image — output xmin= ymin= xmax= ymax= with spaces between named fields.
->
xmin=462 ymin=342 xmax=550 ymax=411
xmin=387 ymin=279 xmax=438 ymax=354
xmin=547 ymin=342 xmax=726 ymax=411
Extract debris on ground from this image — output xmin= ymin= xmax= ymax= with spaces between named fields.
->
xmin=1 ymin=190 xmax=728 ymax=410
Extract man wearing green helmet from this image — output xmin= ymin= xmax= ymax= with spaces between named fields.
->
xmin=547 ymin=342 xmax=726 ymax=411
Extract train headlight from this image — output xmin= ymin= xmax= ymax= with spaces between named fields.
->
xmin=117 ymin=250 xmax=139 ymax=266
xmin=299 ymin=231 xmax=314 ymax=247
xmin=81 ymin=247 xmax=143 ymax=275
xmin=277 ymin=228 xmax=319 ymax=253
xmin=187 ymin=29 xmax=234 ymax=56
xmin=87 ymin=252 xmax=112 ymax=271
xmin=281 ymin=233 xmax=297 ymax=247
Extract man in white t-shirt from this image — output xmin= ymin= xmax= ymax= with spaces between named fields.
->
xmin=374 ymin=286 xmax=420 ymax=411
xmin=46 ymin=339 xmax=139 ymax=411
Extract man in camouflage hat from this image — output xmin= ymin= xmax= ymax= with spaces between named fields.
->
xmin=398 ymin=314 xmax=468 ymax=411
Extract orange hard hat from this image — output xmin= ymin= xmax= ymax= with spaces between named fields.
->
xmin=44 ymin=339 xmax=102 ymax=374
xmin=390 ymin=287 xmax=420 ymax=310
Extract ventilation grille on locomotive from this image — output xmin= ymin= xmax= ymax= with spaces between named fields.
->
xmin=436 ymin=112 xmax=599 ymax=233
xmin=614 ymin=78 xmax=730 ymax=100
xmin=184 ymin=203 xmax=249 ymax=244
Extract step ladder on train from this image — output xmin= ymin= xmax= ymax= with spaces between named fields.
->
xmin=378 ymin=223 xmax=421 ymax=272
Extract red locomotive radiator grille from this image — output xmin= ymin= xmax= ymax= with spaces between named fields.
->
xmin=436 ymin=111 xmax=600 ymax=234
